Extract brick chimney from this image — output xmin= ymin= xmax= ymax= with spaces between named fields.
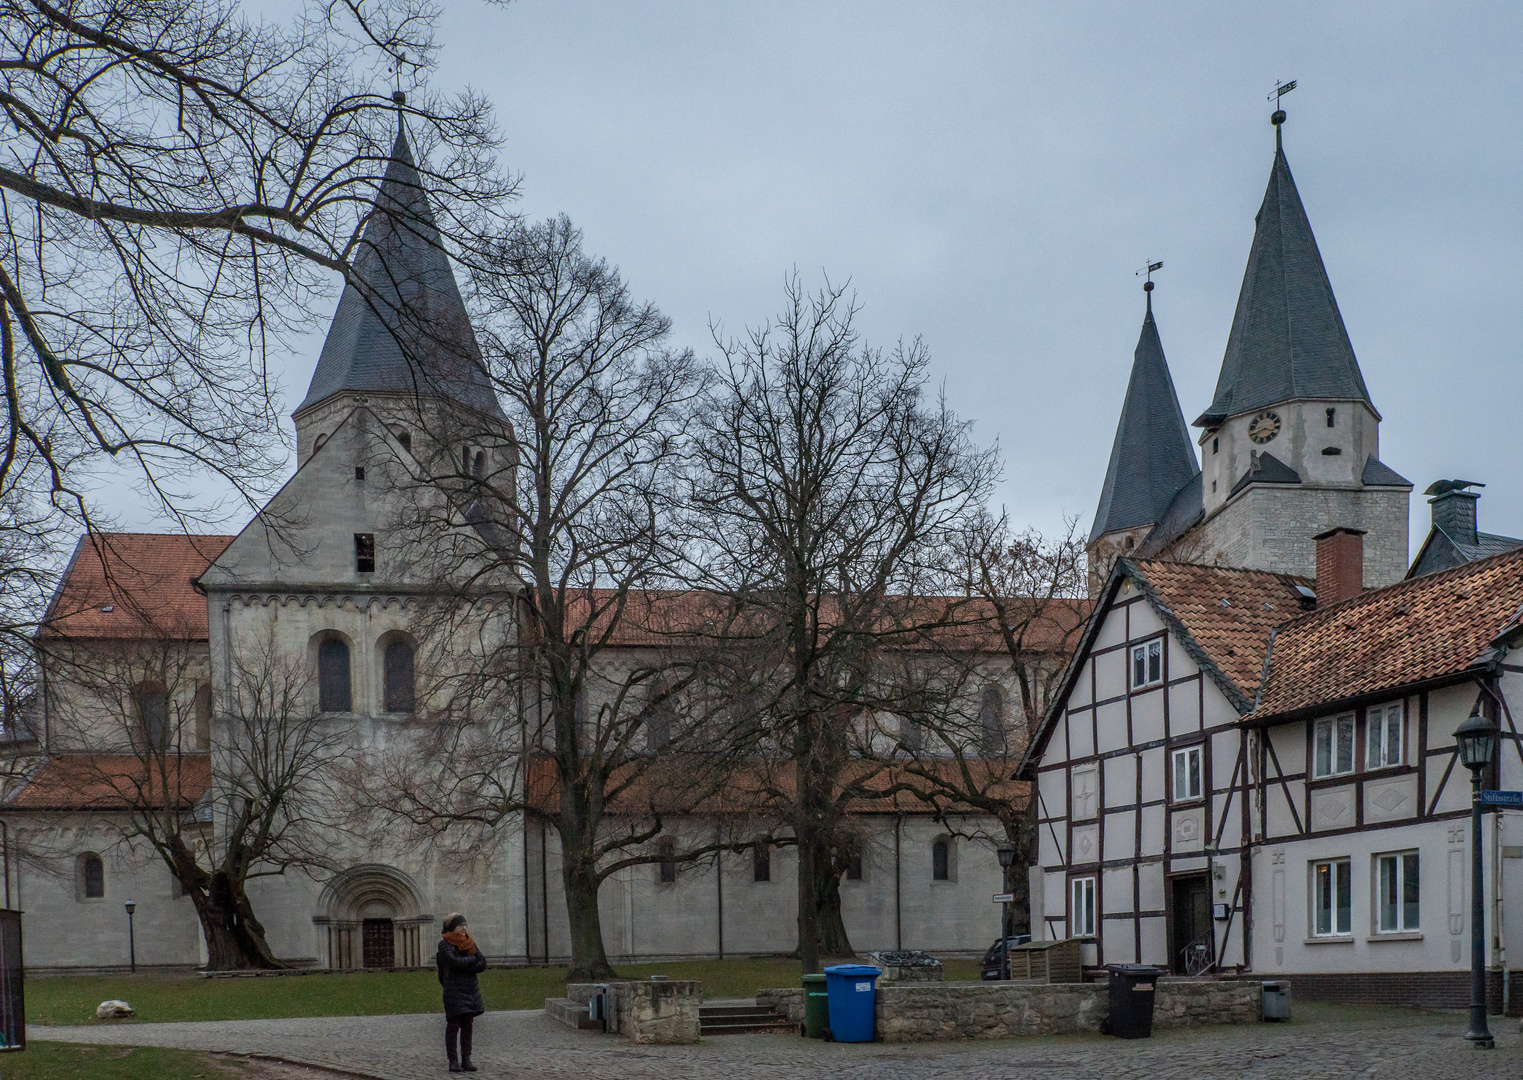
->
xmin=1313 ymin=528 xmax=1365 ymax=607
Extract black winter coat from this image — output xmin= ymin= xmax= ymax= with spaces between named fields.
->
xmin=437 ymin=939 xmax=488 ymax=1018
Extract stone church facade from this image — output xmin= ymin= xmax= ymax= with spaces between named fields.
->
xmin=3 ymin=122 xmax=1032 ymax=972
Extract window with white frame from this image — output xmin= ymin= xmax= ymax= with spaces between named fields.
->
xmin=1366 ymin=703 xmax=1403 ymax=770
xmin=1171 ymin=745 xmax=1203 ymax=802
xmin=1070 ymin=876 xmax=1096 ymax=937
xmin=1313 ymin=714 xmax=1355 ymax=778
xmin=1375 ymin=851 xmax=1419 ymax=933
xmin=1312 ymin=858 xmax=1351 ymax=936
xmin=1130 ymin=639 xmax=1163 ymax=690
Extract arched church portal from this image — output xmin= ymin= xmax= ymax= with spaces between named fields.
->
xmin=314 ymin=865 xmax=432 ymax=970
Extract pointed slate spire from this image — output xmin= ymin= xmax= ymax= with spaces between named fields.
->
xmin=296 ymin=104 xmax=505 ymax=420
xmin=1090 ymin=290 xmax=1201 ymax=544
xmin=1195 ymin=118 xmax=1373 ymax=427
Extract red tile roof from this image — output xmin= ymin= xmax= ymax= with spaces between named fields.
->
xmin=6 ymin=754 xmax=211 ymax=811
xmin=1255 ymin=546 xmax=1523 ymax=719
xmin=1126 ymin=560 xmax=1312 ymax=710
xmin=41 ymin=533 xmax=232 ymax=640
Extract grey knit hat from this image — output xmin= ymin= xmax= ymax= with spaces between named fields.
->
xmin=442 ymin=912 xmax=466 ymax=932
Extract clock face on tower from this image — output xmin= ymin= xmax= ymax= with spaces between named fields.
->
xmin=1247 ymin=410 xmax=1282 ymax=445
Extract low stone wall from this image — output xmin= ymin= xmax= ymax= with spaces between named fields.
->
xmin=1153 ymin=978 xmax=1260 ymax=1028
xmin=609 ymin=979 xmax=702 ymax=1045
xmin=757 ymin=987 xmax=805 ymax=1025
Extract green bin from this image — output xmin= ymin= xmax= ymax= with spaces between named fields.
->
xmin=802 ymin=973 xmax=829 ymax=1038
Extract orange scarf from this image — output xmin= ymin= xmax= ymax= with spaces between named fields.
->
xmin=442 ymin=929 xmax=477 ymax=955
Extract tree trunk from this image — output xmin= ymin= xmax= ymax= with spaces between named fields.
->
xmin=807 ymin=840 xmax=854 ymax=959
xmin=187 ymin=869 xmax=286 ymax=970
xmin=558 ymin=820 xmax=616 ymax=982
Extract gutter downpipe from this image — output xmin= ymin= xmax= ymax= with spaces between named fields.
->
xmin=895 ymin=814 xmax=903 ymax=951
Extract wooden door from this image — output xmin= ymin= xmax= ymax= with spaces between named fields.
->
xmin=362 ymin=919 xmax=395 ymax=969
xmin=1170 ymin=875 xmax=1212 ymax=975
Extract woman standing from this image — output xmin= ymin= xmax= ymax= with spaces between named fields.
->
xmin=437 ymin=912 xmax=487 ymax=1072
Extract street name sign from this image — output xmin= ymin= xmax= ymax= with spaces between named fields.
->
xmin=992 ymin=892 xmax=1015 ymax=904
xmin=1480 ymin=790 xmax=1523 ymax=807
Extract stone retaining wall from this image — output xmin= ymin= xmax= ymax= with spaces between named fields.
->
xmin=561 ymin=979 xmax=702 ymax=1044
xmin=757 ymin=978 xmax=1259 ymax=1043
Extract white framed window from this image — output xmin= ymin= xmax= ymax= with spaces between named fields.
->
xmin=1366 ymin=703 xmax=1403 ymax=770
xmin=1130 ymin=639 xmax=1163 ymax=689
xmin=1312 ymin=858 xmax=1351 ymax=936
xmin=1313 ymin=714 xmax=1355 ymax=778
xmin=1375 ymin=851 xmax=1419 ymax=933
xmin=1070 ymin=876 xmax=1097 ymax=937
xmin=1171 ymin=745 xmax=1203 ymax=802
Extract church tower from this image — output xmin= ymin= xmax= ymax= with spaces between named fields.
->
xmin=291 ymin=97 xmax=508 ymax=470
xmin=1086 ymin=281 xmax=1201 ymax=592
xmin=1183 ymin=107 xmax=1410 ymax=585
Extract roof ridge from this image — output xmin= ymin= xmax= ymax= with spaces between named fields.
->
xmin=1280 ymin=541 xmax=1523 ymax=628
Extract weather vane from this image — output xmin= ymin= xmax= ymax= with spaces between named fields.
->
xmin=1268 ymin=78 xmax=1297 ymax=104
xmin=1136 ymin=260 xmax=1163 ymax=294
xmin=1269 ymin=79 xmax=1295 ymax=143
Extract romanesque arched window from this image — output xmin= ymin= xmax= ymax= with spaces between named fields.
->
xmin=472 ymin=450 xmax=485 ymax=478
xmin=383 ymin=639 xmax=415 ymax=714
xmin=318 ymin=637 xmax=352 ymax=712
xmin=135 ymin=683 xmax=168 ymax=748
xmin=932 ymin=837 xmax=952 ymax=881
xmin=979 ymin=684 xmax=1005 ymax=756
xmin=79 ymin=852 xmax=105 ymax=900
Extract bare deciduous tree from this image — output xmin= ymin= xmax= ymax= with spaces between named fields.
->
xmin=688 ymin=275 xmax=998 ymax=971
xmin=41 ymin=622 xmax=344 ymax=968
xmin=354 ymin=216 xmax=753 ymax=981
xmin=0 ymin=0 xmax=511 ymax=529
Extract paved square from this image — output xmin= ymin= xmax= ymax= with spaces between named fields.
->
xmin=34 ymin=1003 xmax=1523 ymax=1079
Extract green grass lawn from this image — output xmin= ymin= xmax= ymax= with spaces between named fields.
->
xmin=1 ymin=1042 xmax=245 ymax=1080
xmin=25 ymin=956 xmax=980 ymax=1026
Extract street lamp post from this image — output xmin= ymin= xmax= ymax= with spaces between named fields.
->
xmin=1454 ymin=710 xmax=1497 ymax=1049
xmin=996 ymin=842 xmax=1017 ymax=981
xmin=124 ymin=899 xmax=137 ymax=975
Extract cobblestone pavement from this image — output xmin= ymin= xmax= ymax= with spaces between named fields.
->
xmin=34 ymin=1004 xmax=1523 ymax=1079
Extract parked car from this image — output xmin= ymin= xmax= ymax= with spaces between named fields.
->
xmin=978 ymin=934 xmax=1033 ymax=980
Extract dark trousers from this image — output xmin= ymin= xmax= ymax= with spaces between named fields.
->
xmin=446 ymin=1013 xmax=474 ymax=1063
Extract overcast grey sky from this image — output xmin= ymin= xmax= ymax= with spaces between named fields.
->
xmin=167 ymin=3 xmax=1523 ymax=552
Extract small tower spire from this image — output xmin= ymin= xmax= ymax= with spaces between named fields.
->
xmin=1269 ymin=78 xmax=1296 ymax=151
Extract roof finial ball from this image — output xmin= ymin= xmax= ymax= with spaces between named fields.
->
xmin=1268 ymin=78 xmax=1295 ymax=149
xmin=393 ymin=90 xmax=406 ymax=106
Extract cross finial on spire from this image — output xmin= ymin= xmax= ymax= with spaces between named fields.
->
xmin=1136 ymin=260 xmax=1163 ymax=311
xmin=1269 ymin=78 xmax=1296 ymax=149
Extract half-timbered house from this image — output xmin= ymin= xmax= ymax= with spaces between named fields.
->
xmin=1021 ymin=531 xmax=1523 ymax=1008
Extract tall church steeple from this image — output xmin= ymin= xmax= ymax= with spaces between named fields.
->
xmin=294 ymin=96 xmax=504 ymax=460
xmin=1087 ymin=283 xmax=1200 ymax=583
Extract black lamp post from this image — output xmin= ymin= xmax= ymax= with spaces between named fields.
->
xmin=996 ymin=841 xmax=1017 ymax=980
xmin=1454 ymin=710 xmax=1497 ymax=1049
xmin=124 ymin=899 xmax=137 ymax=975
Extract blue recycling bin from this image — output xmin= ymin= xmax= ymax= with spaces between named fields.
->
xmin=822 ymin=964 xmax=881 ymax=1042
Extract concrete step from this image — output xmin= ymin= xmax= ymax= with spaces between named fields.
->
xmin=698 ymin=1004 xmax=794 ymax=1035
xmin=545 ymin=996 xmax=603 ymax=1031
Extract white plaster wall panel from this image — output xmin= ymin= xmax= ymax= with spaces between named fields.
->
xmin=1132 ymin=690 xmax=1165 ymax=744
xmin=1038 ymin=820 xmax=1064 ymax=868
xmin=1140 ymin=804 xmax=1165 ymax=857
xmin=1104 ymin=810 xmax=1136 ymax=861
xmin=1104 ymin=754 xmax=1136 ymax=807
xmin=1095 ymin=606 xmax=1127 ymax=651
xmin=1101 ymin=916 xmax=1135 ymax=964
xmin=1140 ymin=747 xmax=1165 ymax=802
xmin=1127 ymin=602 xmax=1165 ymax=639
xmin=1102 ymin=866 xmax=1133 ymax=916
xmin=1068 ymin=660 xmax=1093 ymax=708
xmin=1070 ymin=764 xmax=1099 ymax=821
xmin=1202 ymin=686 xmax=1241 ymax=728
xmin=1363 ymin=775 xmax=1418 ymax=823
xmin=1070 ymin=823 xmax=1099 ymax=866
xmin=1426 ymin=754 xmax=1469 ymax=816
xmin=1053 ymin=713 xmax=1072 ymax=761
xmin=1170 ymin=855 xmax=1208 ymax=875
xmin=1044 ymin=871 xmax=1068 ymax=934
xmin=1309 ymin=786 xmax=1355 ymax=832
xmin=1028 ymin=865 xmax=1046 ymax=938
xmin=1166 ymin=681 xmax=1199 ymax=736
xmin=1139 ymin=915 xmax=1168 ymax=966
xmin=1213 ymin=791 xmax=1240 ymax=850
xmin=1094 ymin=649 xmax=1126 ymax=703
xmin=1038 ymin=767 xmax=1067 ymax=821
xmin=1266 ymin=723 xmax=1306 ymax=780
xmin=1138 ymin=862 xmax=1166 ymax=912
xmin=1167 ymin=640 xmax=1200 ymax=679
xmin=1211 ymin=730 xmax=1240 ymax=788
xmin=1095 ymin=699 xmax=1128 ymax=754
xmin=1069 ymin=709 xmax=1095 ymax=760
xmin=1171 ymin=807 xmax=1205 ymax=852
